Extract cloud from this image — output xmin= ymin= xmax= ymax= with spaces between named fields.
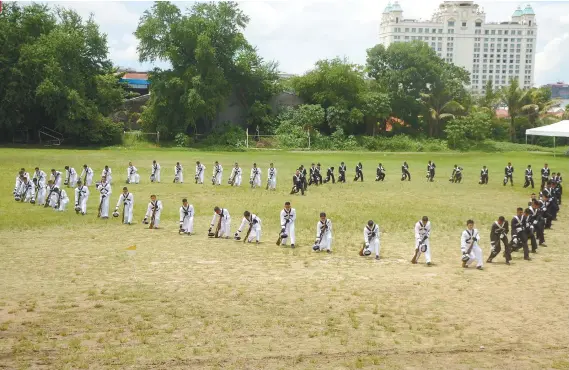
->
xmin=46 ymin=1 xmax=569 ymax=85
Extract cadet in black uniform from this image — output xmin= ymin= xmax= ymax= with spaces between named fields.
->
xmin=354 ymin=162 xmax=363 ymax=181
xmin=487 ymin=216 xmax=511 ymax=265
xmin=503 ymin=162 xmax=514 ymax=186
xmin=338 ymin=162 xmax=346 ymax=183
xmin=523 ymin=165 xmax=534 ymax=188
xmin=376 ymin=163 xmax=385 ymax=181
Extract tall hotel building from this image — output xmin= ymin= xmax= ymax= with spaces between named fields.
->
xmin=379 ymin=1 xmax=537 ymax=92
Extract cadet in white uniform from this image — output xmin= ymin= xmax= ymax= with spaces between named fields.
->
xmin=51 ymin=169 xmax=63 ymax=188
xmin=250 ymin=163 xmax=261 ymax=188
xmin=127 ymin=162 xmax=140 ymax=184
xmin=279 ymin=202 xmax=296 ymax=247
xmin=412 ymin=216 xmax=432 ymax=265
xmin=179 ymin=198 xmax=194 ymax=235
xmin=313 ymin=212 xmax=332 ymax=253
xmin=213 ymin=161 xmax=223 ymax=185
xmin=102 ymin=165 xmax=113 ymax=184
xmin=235 ymin=211 xmax=262 ymax=243
xmin=195 ymin=161 xmax=206 ymax=184
xmin=362 ymin=220 xmax=380 ymax=260
xmin=114 ymin=187 xmax=134 ymax=224
xmin=174 ymin=162 xmax=183 ymax=183
xmin=143 ymin=194 xmax=163 ymax=228
xmin=267 ymin=163 xmax=277 ymax=190
xmin=151 ymin=160 xmax=161 ymax=183
xmin=64 ymin=166 xmax=77 ymax=187
xmin=228 ymin=163 xmax=242 ymax=186
xmin=80 ymin=165 xmax=94 ymax=186
xmin=96 ymin=176 xmax=112 ymax=218
xmin=461 ymin=219 xmax=483 ymax=269
xmin=209 ymin=206 xmax=231 ymax=238
xmin=74 ymin=180 xmax=89 ymax=215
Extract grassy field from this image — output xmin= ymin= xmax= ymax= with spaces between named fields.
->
xmin=1 ymin=148 xmax=568 ymax=369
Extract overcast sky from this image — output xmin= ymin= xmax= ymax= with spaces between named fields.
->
xmin=51 ymin=1 xmax=569 ymax=85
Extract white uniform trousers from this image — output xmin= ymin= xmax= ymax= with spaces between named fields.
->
xmin=99 ymin=195 xmax=110 ymax=217
xmin=281 ymin=223 xmax=296 ymax=245
xmin=463 ymin=244 xmax=483 ymax=267
xmin=151 ymin=169 xmax=161 ymax=182
xmin=76 ymin=196 xmax=88 ymax=214
xmin=85 ymin=174 xmax=93 ymax=186
xmin=69 ymin=174 xmax=78 ymax=187
xmin=252 ymin=176 xmax=262 ymax=187
xmin=181 ymin=216 xmax=194 ymax=233
xmin=268 ymin=178 xmax=277 ymax=190
xmin=367 ymin=238 xmax=380 ymax=257
xmin=415 ymin=239 xmax=431 ymax=263
xmin=175 ymin=172 xmax=184 ymax=183
xmin=197 ymin=173 xmax=205 ymax=184
xmin=36 ymin=187 xmax=47 ymax=205
xmin=319 ymin=234 xmax=332 ymax=251
xmin=128 ymin=173 xmax=140 ymax=184
xmin=123 ymin=204 xmax=134 ymax=224
xmin=214 ymin=172 xmax=223 ymax=185
xmin=218 ymin=218 xmax=231 ymax=237
xmin=234 ymin=175 xmax=242 ymax=186
xmin=245 ymin=224 xmax=261 ymax=242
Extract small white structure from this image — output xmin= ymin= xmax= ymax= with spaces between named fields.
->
xmin=525 ymin=120 xmax=569 ymax=156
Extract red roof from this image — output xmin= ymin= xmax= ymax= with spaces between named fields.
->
xmin=123 ymin=72 xmax=148 ymax=80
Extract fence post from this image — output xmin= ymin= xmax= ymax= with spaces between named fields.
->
xmin=157 ymin=131 xmax=160 ymax=144
xmin=307 ymin=130 xmax=310 ymax=150
xmin=246 ymin=128 xmax=249 ymax=149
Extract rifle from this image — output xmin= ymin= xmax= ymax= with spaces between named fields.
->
xmin=174 ymin=167 xmax=181 ymax=183
xmin=122 ymin=198 xmax=127 ymax=224
xmin=55 ymin=189 xmax=62 ymax=210
xmin=243 ymin=219 xmax=253 ymax=243
xmin=65 ymin=169 xmax=70 ymax=186
xmin=228 ymin=169 xmax=237 ymax=186
xmin=265 ymin=177 xmax=270 ymax=190
xmin=75 ymin=189 xmax=82 ymax=214
xmin=276 ymin=219 xmax=290 ymax=246
xmin=313 ymin=221 xmax=328 ymax=249
xmin=195 ymin=167 xmax=202 ymax=184
xmin=97 ymin=185 xmax=105 ymax=218
xmin=213 ymin=212 xmax=223 ymax=238
xmin=83 ymin=169 xmax=88 ymax=185
xmin=44 ymin=187 xmax=55 ymax=208
xmin=149 ymin=201 xmax=158 ymax=229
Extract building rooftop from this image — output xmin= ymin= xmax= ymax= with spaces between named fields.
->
xmin=522 ymin=4 xmax=535 ymax=15
xmin=512 ymin=6 xmax=523 ymax=17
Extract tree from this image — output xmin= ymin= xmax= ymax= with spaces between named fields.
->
xmin=366 ymin=41 xmax=469 ymax=136
xmin=135 ymin=1 xmax=280 ymax=138
xmin=420 ymin=89 xmax=464 ymax=137
xmin=523 ymin=86 xmax=560 ymax=126
xmin=291 ymin=57 xmax=390 ymax=135
xmin=0 ymin=2 xmax=125 ymax=145
xmin=500 ymin=78 xmax=531 ymax=142
xmin=478 ymin=80 xmax=500 ymax=115
xmin=445 ymin=109 xmax=492 ymax=150
xmin=563 ymin=104 xmax=569 ymax=120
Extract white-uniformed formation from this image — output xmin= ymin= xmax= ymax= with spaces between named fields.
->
xmin=12 ymin=160 xmax=563 ymax=268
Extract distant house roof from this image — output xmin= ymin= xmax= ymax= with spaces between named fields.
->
xmin=496 ymin=108 xmax=509 ymax=118
xmin=123 ymin=72 xmax=148 ymax=80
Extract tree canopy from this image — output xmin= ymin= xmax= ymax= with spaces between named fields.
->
xmin=0 ymin=2 xmax=125 ymax=145
xmin=135 ymin=1 xmax=281 ymax=138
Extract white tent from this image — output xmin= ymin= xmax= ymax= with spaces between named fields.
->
xmin=525 ymin=120 xmax=569 ymax=157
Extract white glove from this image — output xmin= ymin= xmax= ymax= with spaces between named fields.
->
xmin=315 ymin=238 xmax=319 ymax=244
xmin=533 ymin=220 xmax=538 ymax=225
xmin=365 ymin=243 xmax=369 ymax=248
xmin=516 ymin=227 xmax=522 ymax=233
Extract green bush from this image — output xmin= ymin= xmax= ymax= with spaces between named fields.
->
xmin=200 ymin=122 xmax=246 ymax=147
xmin=174 ymin=133 xmax=190 ymax=147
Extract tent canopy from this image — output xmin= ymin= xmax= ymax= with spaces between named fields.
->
xmin=525 ymin=120 xmax=569 ymax=137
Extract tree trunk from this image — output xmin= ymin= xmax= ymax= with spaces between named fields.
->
xmin=510 ymin=116 xmax=516 ymax=143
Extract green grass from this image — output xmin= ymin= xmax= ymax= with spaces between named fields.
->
xmin=0 ymin=148 xmax=568 ymax=369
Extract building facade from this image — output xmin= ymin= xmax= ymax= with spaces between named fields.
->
xmin=379 ymin=1 xmax=537 ymax=93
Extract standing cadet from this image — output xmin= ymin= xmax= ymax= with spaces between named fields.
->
xmin=426 ymin=161 xmax=435 ymax=182
xmin=411 ymin=216 xmax=432 ymax=265
xmin=479 ymin=165 xmax=489 ymax=185
xmin=510 ymin=207 xmax=531 ymax=261
xmin=540 ymin=163 xmax=550 ymax=190
xmin=267 ymin=163 xmax=277 ymax=190
xmin=486 ymin=216 xmax=511 ymax=265
xmin=279 ymin=202 xmax=296 ymax=248
xmin=401 ymin=162 xmax=411 ymax=181
xmin=179 ymin=198 xmax=194 ymax=235
xmin=338 ymin=162 xmax=347 ymax=183
xmin=524 ymin=165 xmax=534 ymax=188
xmin=313 ymin=212 xmax=332 ymax=253
xmin=361 ymin=220 xmax=380 ymax=260
xmin=323 ymin=166 xmax=335 ymax=184
xmin=354 ymin=162 xmax=363 ymax=182
xmin=291 ymin=170 xmax=305 ymax=196
xmin=503 ymin=162 xmax=514 ymax=186
xmin=376 ymin=163 xmax=386 ymax=181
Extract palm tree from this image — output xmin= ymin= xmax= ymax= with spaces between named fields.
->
xmin=500 ymin=78 xmax=532 ymax=142
xmin=420 ymin=90 xmax=464 ymax=137
xmin=478 ymin=80 xmax=500 ymax=116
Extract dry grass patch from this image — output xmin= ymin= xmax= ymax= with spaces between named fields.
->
xmin=0 ymin=148 xmax=568 ymax=369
